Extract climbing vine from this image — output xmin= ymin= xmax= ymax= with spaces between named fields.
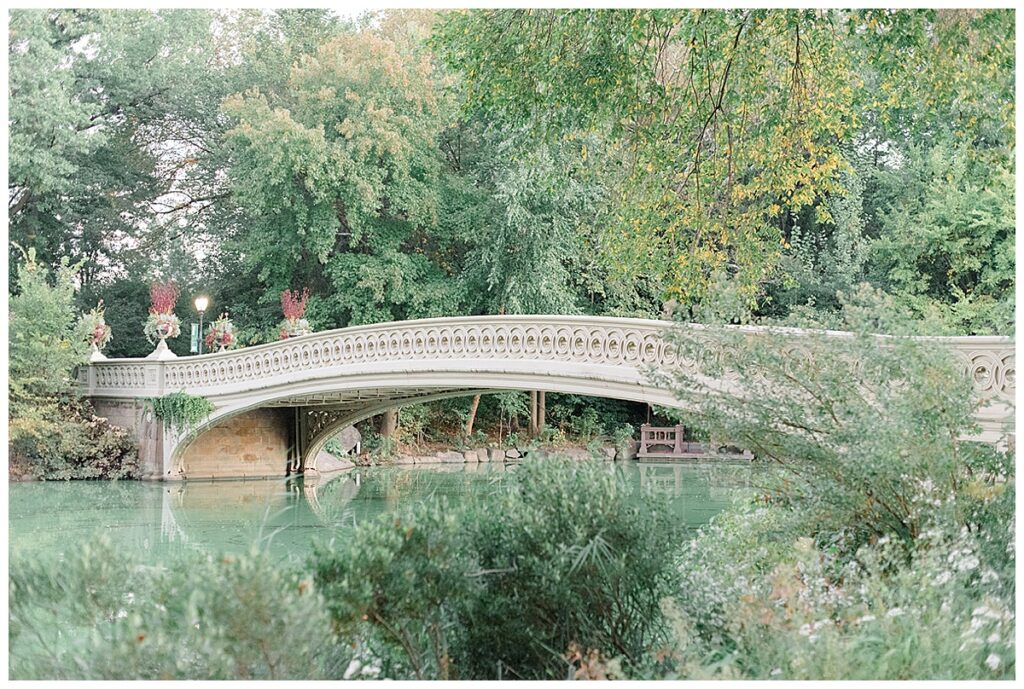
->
xmin=147 ymin=392 xmax=215 ymax=434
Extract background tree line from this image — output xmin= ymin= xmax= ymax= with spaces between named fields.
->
xmin=7 ymin=8 xmax=1014 ymax=465
xmin=10 ymin=8 xmax=1013 ymax=349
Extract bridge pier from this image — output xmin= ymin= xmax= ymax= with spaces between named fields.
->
xmin=90 ymin=399 xmax=167 ymax=479
xmin=90 ymin=400 xmax=300 ymax=480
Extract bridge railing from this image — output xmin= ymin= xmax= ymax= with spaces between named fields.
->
xmin=77 ymin=315 xmax=1014 ymax=416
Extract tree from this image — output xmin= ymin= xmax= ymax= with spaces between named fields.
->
xmin=433 ymin=9 xmax=1015 ymax=322
xmin=435 ymin=9 xmax=860 ymax=306
xmin=9 ymin=248 xmax=140 ymax=479
xmin=8 ymin=247 xmax=88 ymax=446
xmin=8 ymin=10 xmax=224 ymax=288
xmin=660 ymin=285 xmax=989 ymax=547
xmin=867 ymin=144 xmax=1014 ymax=335
xmin=221 ymin=20 xmax=455 ymax=325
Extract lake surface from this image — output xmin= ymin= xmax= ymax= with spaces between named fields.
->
xmin=9 ymin=460 xmax=760 ymax=565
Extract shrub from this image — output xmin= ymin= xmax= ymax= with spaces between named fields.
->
xmin=312 ymin=459 xmax=683 ymax=679
xmin=17 ymin=401 xmax=140 ymax=480
xmin=360 ymin=426 xmax=396 ymax=461
xmin=610 ymin=423 xmax=635 ymax=456
xmin=659 ymin=285 xmax=993 ymax=557
xmin=653 ymin=285 xmax=1016 ymax=680
xmin=313 ymin=503 xmax=474 ymax=679
xmin=544 ymin=394 xmax=644 ymax=441
xmin=663 ymin=487 xmax=1015 ymax=680
xmin=571 ymin=406 xmax=603 ymax=441
xmin=9 ymin=538 xmax=347 ymax=680
xmin=395 ymin=403 xmax=429 ymax=447
xmin=458 ymin=459 xmax=682 ymax=679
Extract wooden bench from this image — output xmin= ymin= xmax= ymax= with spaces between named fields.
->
xmin=637 ymin=423 xmax=753 ymax=461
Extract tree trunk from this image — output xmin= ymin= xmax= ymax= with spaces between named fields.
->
xmin=465 ymin=394 xmax=481 ymax=436
xmin=380 ymin=408 xmax=398 ymax=437
xmin=529 ymin=391 xmax=539 ymax=436
xmin=538 ymin=391 xmax=546 ymax=434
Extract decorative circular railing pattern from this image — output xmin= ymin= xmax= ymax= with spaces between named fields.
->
xmin=958 ymin=348 xmax=1015 ymax=399
xmin=80 ymin=316 xmax=1015 ymax=407
xmin=157 ymin=321 xmax=677 ymax=392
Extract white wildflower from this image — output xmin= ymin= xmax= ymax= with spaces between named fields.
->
xmin=987 ymin=633 xmax=1000 ymax=643
xmin=886 ymin=607 xmax=904 ymax=618
xmin=343 ymin=660 xmax=362 ymax=680
xmin=770 ymin=668 xmax=782 ymax=676
xmin=973 ymin=605 xmax=1002 ymax=620
xmin=985 ymin=654 xmax=1001 ymax=671
xmin=854 ymin=614 xmax=876 ymax=625
xmin=965 ymin=616 xmax=987 ymax=634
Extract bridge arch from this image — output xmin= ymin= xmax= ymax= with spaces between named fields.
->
xmin=80 ymin=315 xmax=1015 ymax=480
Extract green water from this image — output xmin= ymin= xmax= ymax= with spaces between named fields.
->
xmin=8 ymin=460 xmax=758 ymax=565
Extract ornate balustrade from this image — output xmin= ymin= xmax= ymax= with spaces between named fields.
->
xmin=79 ymin=315 xmax=1015 ymax=407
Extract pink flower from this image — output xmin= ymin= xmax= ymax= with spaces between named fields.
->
xmin=149 ymin=282 xmax=179 ymax=315
xmin=281 ymin=288 xmax=310 ymax=321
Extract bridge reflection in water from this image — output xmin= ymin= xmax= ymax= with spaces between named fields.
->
xmin=154 ymin=463 xmax=521 ymax=558
xmin=8 ymin=461 xmax=765 ymax=566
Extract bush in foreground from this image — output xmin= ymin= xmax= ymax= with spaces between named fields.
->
xmin=312 ymin=458 xmax=682 ymax=679
xmin=9 ymin=539 xmax=347 ymax=680
xmin=650 ymin=286 xmax=1016 ymax=679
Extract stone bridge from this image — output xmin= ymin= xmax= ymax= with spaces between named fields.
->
xmin=79 ymin=315 xmax=1015 ymax=480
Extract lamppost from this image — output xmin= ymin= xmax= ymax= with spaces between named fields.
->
xmin=194 ymin=295 xmax=209 ymax=354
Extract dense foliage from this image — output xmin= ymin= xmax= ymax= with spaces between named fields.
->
xmin=9 ymin=539 xmax=346 ymax=679
xmin=6 ymin=8 xmax=1016 ymax=680
xmin=8 ymin=249 xmax=138 ymax=479
xmin=313 ymin=459 xmax=681 ymax=679
xmin=146 ymin=392 xmax=216 ymax=435
xmin=649 ymin=288 xmax=1015 ymax=679
xmin=434 ymin=9 xmax=1014 ymax=327
xmin=10 ymin=459 xmax=684 ymax=680
xmin=9 ymin=8 xmax=1012 ymax=349
xmin=661 ymin=286 xmax=995 ymax=548
xmin=8 ymin=8 xmax=1012 ymax=455
xmin=8 ymin=248 xmax=87 ymax=444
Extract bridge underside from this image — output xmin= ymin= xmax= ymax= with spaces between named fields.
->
xmin=172 ymin=379 xmax=678 ymax=480
xmin=109 ymin=381 xmax=1013 ymax=481
xmin=289 ymin=385 xmax=502 ymax=474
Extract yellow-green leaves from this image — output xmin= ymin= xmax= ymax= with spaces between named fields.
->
xmin=434 ymin=9 xmax=1013 ymax=315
